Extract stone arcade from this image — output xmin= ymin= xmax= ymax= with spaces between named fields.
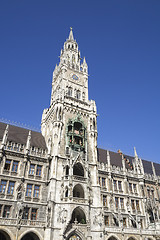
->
xmin=0 ymin=29 xmax=160 ymax=240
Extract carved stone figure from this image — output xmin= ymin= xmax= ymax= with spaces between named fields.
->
xmin=93 ymin=210 xmax=103 ymax=226
xmin=17 ymin=182 xmax=24 ymax=200
xmin=46 ymin=202 xmax=52 ymax=227
xmin=57 ymin=206 xmax=67 ymax=223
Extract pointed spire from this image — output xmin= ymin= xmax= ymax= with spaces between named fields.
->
xmin=83 ymin=57 xmax=87 ymax=66
xmin=68 ymin=27 xmax=74 ymax=41
xmin=1 ymin=124 xmax=9 ymax=149
xmin=26 ymin=131 xmax=31 ymax=153
xmin=134 ymin=147 xmax=138 ymax=158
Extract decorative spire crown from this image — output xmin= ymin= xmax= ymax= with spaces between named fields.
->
xmin=134 ymin=147 xmax=138 ymax=158
xmin=68 ymin=27 xmax=74 ymax=41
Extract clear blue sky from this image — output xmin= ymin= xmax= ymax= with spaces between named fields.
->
xmin=0 ymin=0 xmax=160 ymax=162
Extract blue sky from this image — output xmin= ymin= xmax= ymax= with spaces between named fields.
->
xmin=0 ymin=0 xmax=160 ymax=162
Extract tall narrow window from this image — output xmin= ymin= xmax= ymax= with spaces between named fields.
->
xmin=129 ymin=183 xmax=132 ymax=192
xmin=120 ymin=198 xmax=124 ymax=209
xmin=26 ymin=184 xmax=33 ymax=197
xmin=29 ymin=164 xmax=35 ymax=175
xmin=7 ymin=181 xmax=15 ymax=194
xmin=113 ymin=180 xmax=117 ymax=191
xmin=0 ymin=180 xmax=7 ymax=194
xmin=4 ymin=160 xmax=11 ymax=171
xmin=123 ymin=218 xmax=126 ymax=227
xmin=102 ymin=178 xmax=106 ymax=187
xmin=36 ymin=165 xmax=42 ymax=176
xmin=33 ymin=185 xmax=40 ymax=198
xmin=104 ymin=216 xmax=109 ymax=226
xmin=31 ymin=208 xmax=37 ymax=220
xmin=103 ymin=195 xmax=107 ymax=206
xmin=12 ymin=161 xmax=18 ymax=172
xmin=99 ymin=177 xmax=101 ymax=186
xmin=118 ymin=181 xmax=122 ymax=191
xmin=3 ymin=206 xmax=11 ymax=218
xmin=68 ymin=87 xmax=72 ymax=96
xmin=0 ymin=205 xmax=2 ymax=217
xmin=23 ymin=207 xmax=30 ymax=219
xmin=76 ymin=90 xmax=81 ymax=99
xmin=136 ymin=200 xmax=140 ymax=211
xmin=115 ymin=197 xmax=119 ymax=208
xmin=131 ymin=200 xmax=135 ymax=210
xmin=133 ymin=184 xmax=137 ymax=193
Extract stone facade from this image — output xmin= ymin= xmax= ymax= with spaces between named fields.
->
xmin=0 ymin=28 xmax=160 ymax=240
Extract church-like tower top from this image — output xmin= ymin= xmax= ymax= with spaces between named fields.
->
xmin=55 ymin=28 xmax=88 ymax=75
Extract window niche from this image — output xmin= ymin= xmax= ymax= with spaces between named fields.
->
xmin=67 ymin=119 xmax=86 ymax=152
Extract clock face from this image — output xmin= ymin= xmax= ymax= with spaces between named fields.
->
xmin=72 ymin=74 xmax=79 ymax=80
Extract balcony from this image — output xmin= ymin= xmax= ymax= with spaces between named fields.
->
xmin=73 ymin=175 xmax=86 ymax=182
xmin=73 ymin=197 xmax=87 ymax=203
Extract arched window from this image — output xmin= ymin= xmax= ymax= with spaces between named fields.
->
xmin=68 ymin=87 xmax=72 ymax=96
xmin=108 ymin=237 xmax=119 ymax=240
xmin=68 ymin=235 xmax=81 ymax=240
xmin=93 ymin=119 xmax=96 ymax=130
xmin=73 ymin=163 xmax=84 ymax=177
xmin=0 ymin=230 xmax=11 ymax=240
xmin=82 ymin=92 xmax=85 ymax=101
xmin=71 ymin=207 xmax=86 ymax=224
xmin=76 ymin=90 xmax=81 ymax=100
xmin=21 ymin=232 xmax=40 ymax=240
xmin=73 ymin=184 xmax=84 ymax=198
xmin=66 ymin=165 xmax=69 ymax=176
xmin=65 ymin=187 xmax=68 ymax=197
xmin=59 ymin=108 xmax=62 ymax=121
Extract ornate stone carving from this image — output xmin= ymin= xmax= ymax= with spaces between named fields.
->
xmin=93 ymin=210 xmax=103 ymax=226
xmin=57 ymin=206 xmax=68 ymax=223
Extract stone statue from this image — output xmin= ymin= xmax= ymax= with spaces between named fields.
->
xmin=93 ymin=210 xmax=103 ymax=226
xmin=17 ymin=182 xmax=24 ymax=200
xmin=57 ymin=206 xmax=67 ymax=223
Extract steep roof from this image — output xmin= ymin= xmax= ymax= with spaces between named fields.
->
xmin=0 ymin=122 xmax=47 ymax=149
xmin=97 ymin=147 xmax=160 ymax=176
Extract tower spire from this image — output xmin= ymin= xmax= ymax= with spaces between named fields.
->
xmin=68 ymin=27 xmax=74 ymax=41
xmin=134 ymin=147 xmax=138 ymax=158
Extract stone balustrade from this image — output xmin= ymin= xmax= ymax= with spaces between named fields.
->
xmin=0 ymin=218 xmax=45 ymax=227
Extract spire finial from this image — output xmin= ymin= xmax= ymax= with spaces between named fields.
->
xmin=68 ymin=27 xmax=74 ymax=41
xmin=134 ymin=147 xmax=138 ymax=158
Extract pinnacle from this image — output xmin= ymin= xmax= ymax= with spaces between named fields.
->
xmin=68 ymin=27 xmax=74 ymax=41
xmin=134 ymin=147 xmax=138 ymax=158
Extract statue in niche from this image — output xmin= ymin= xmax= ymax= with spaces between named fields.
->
xmin=46 ymin=202 xmax=52 ymax=227
xmin=57 ymin=206 xmax=67 ymax=223
xmin=93 ymin=210 xmax=103 ymax=226
xmin=60 ymin=185 xmax=64 ymax=200
xmin=17 ymin=201 xmax=24 ymax=228
xmin=109 ymin=194 xmax=114 ymax=210
xmin=17 ymin=182 xmax=24 ymax=200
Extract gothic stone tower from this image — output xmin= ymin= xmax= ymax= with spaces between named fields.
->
xmin=41 ymin=28 xmax=103 ymax=240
